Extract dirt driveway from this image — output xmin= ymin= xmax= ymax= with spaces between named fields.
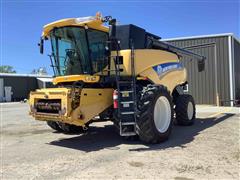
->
xmin=1 ymin=103 xmax=239 ymax=179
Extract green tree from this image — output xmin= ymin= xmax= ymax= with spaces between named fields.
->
xmin=0 ymin=65 xmax=16 ymax=73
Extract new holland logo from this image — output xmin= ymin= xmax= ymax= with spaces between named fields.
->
xmin=153 ymin=62 xmax=183 ymax=78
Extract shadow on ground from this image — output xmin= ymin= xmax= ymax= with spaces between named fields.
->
xmin=49 ymin=113 xmax=235 ymax=152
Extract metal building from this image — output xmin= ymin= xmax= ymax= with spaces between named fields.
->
xmin=0 ymin=73 xmax=53 ymax=102
xmin=162 ymin=33 xmax=240 ymax=106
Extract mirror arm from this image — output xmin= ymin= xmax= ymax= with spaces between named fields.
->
xmin=38 ymin=37 xmax=44 ymax=54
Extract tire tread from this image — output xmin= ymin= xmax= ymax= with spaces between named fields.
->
xmin=137 ymin=85 xmax=173 ymax=144
xmin=175 ymin=94 xmax=196 ymax=126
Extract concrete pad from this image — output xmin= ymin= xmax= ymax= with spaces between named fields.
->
xmin=1 ymin=103 xmax=239 ymax=179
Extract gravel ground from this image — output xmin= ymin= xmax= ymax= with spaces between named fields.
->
xmin=1 ymin=103 xmax=239 ymax=179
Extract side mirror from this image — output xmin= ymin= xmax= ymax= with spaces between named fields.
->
xmin=198 ymin=58 xmax=205 ymax=72
xmin=38 ymin=38 xmax=44 ymax=54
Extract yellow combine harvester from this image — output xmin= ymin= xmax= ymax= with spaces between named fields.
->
xmin=29 ymin=13 xmax=205 ymax=143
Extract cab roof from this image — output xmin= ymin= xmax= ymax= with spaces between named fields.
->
xmin=42 ymin=14 xmax=108 ymax=37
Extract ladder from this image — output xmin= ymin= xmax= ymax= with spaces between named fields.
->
xmin=114 ymin=40 xmax=137 ymax=136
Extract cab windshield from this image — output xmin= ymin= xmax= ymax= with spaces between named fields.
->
xmin=50 ymin=27 xmax=108 ymax=76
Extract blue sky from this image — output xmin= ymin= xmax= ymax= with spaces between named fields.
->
xmin=1 ymin=0 xmax=239 ymax=74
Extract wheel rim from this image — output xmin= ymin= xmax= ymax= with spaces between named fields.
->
xmin=187 ymin=101 xmax=194 ymax=120
xmin=154 ymin=96 xmax=171 ymax=133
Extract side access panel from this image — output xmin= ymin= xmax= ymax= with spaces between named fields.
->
xmin=72 ymin=88 xmax=114 ymax=125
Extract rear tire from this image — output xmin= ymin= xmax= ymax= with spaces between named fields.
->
xmin=175 ymin=94 xmax=196 ymax=126
xmin=46 ymin=121 xmax=62 ymax=132
xmin=137 ymin=85 xmax=173 ymax=144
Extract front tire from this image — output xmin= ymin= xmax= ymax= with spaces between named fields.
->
xmin=58 ymin=123 xmax=86 ymax=134
xmin=46 ymin=121 xmax=62 ymax=132
xmin=137 ymin=85 xmax=173 ymax=144
xmin=175 ymin=94 xmax=196 ymax=126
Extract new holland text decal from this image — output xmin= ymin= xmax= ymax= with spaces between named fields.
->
xmin=153 ymin=62 xmax=183 ymax=78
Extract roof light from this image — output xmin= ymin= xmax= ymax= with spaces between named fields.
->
xmin=75 ymin=16 xmax=96 ymax=23
xmin=95 ymin=12 xmax=102 ymax=20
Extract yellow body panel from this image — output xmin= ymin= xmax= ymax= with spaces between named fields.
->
xmin=109 ymin=49 xmax=179 ymax=75
xmin=95 ymin=49 xmax=177 ymax=76
xmin=139 ymin=68 xmax=187 ymax=92
xmin=53 ymin=75 xmax=100 ymax=85
xmin=106 ymin=49 xmax=187 ymax=92
xmin=29 ymin=88 xmax=113 ymax=126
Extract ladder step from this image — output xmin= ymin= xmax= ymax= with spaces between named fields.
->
xmin=120 ymin=91 xmax=133 ymax=93
xmin=118 ymin=81 xmax=133 ymax=84
xmin=120 ymin=101 xmax=134 ymax=104
xmin=121 ymin=111 xmax=135 ymax=115
xmin=120 ymin=122 xmax=136 ymax=136
xmin=121 ymin=122 xmax=135 ymax=125
xmin=120 ymin=132 xmax=137 ymax=136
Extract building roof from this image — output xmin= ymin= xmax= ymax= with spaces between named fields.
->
xmin=161 ymin=33 xmax=240 ymax=44
xmin=37 ymin=77 xmax=53 ymax=82
xmin=0 ymin=73 xmax=52 ymax=78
